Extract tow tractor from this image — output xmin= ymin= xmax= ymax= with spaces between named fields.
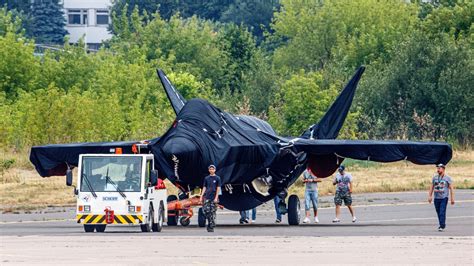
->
xmin=66 ymin=149 xmax=167 ymax=233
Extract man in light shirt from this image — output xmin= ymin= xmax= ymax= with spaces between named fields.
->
xmin=302 ymin=168 xmax=322 ymax=223
xmin=428 ymin=163 xmax=455 ymax=231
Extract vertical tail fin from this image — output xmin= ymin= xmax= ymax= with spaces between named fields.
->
xmin=301 ymin=66 xmax=365 ymax=139
xmin=157 ymin=69 xmax=187 ymax=115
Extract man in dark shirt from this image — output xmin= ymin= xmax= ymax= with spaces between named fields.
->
xmin=200 ymin=165 xmax=221 ymax=232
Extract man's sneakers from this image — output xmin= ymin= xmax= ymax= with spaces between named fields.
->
xmin=275 ymin=219 xmax=281 ymax=224
xmin=252 ymin=220 xmax=256 ymax=224
xmin=331 ymin=217 xmax=356 ymax=223
xmin=303 ymin=216 xmax=319 ymax=223
xmin=438 ymin=227 xmax=445 ymax=232
xmin=207 ymin=227 xmax=214 ymax=232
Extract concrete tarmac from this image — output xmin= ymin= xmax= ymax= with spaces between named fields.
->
xmin=1 ymin=190 xmax=473 ymax=264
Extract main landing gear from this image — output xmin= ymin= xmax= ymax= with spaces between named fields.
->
xmin=275 ymin=194 xmax=301 ymax=226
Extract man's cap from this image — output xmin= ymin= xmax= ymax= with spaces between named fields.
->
xmin=338 ymin=165 xmax=345 ymax=171
xmin=208 ymin=164 xmax=216 ymax=169
xmin=436 ymin=163 xmax=446 ymax=168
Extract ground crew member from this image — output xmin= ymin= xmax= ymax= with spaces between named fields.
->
xmin=332 ymin=165 xmax=356 ymax=223
xmin=302 ymin=168 xmax=322 ymax=223
xmin=428 ymin=163 xmax=455 ymax=231
xmin=200 ymin=164 xmax=221 ymax=232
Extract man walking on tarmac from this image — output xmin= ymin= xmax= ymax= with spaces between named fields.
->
xmin=428 ymin=163 xmax=455 ymax=231
xmin=200 ymin=165 xmax=221 ymax=232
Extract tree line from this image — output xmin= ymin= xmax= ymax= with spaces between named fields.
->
xmin=0 ymin=0 xmax=472 ymax=151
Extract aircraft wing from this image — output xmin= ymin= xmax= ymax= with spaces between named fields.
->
xmin=291 ymin=139 xmax=452 ymax=177
xmin=157 ymin=69 xmax=187 ymax=115
xmin=30 ymin=141 xmax=142 ymax=177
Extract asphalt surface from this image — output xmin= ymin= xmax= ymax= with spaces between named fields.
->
xmin=1 ymin=191 xmax=473 ymax=265
xmin=1 ymin=190 xmax=473 ymax=237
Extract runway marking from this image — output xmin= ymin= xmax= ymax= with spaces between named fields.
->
xmin=364 ymin=215 xmax=474 ymax=223
xmin=1 ymin=200 xmax=473 ymax=224
xmin=218 ymin=199 xmax=474 ymax=214
xmin=0 ymin=218 xmax=76 ymax=224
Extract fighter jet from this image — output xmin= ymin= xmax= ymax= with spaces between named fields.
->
xmin=30 ymin=66 xmax=452 ymax=225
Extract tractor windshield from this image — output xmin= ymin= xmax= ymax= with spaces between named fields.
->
xmin=80 ymin=156 xmax=142 ymax=192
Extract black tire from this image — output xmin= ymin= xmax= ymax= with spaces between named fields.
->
xmin=152 ymin=203 xmax=164 ymax=232
xmin=288 ymin=194 xmax=301 ymax=225
xmin=167 ymin=195 xmax=178 ymax=226
xmin=95 ymin=224 xmax=106 ymax=232
xmin=180 ymin=216 xmax=191 ymax=226
xmin=141 ymin=207 xmax=154 ymax=232
xmin=198 ymin=207 xmax=206 ymax=228
xmin=84 ymin=224 xmax=95 ymax=232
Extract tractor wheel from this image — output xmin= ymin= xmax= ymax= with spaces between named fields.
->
xmin=95 ymin=224 xmax=106 ymax=232
xmin=141 ymin=207 xmax=153 ymax=232
xmin=152 ymin=203 xmax=164 ymax=232
xmin=84 ymin=224 xmax=95 ymax=232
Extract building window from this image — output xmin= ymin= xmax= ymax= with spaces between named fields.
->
xmin=68 ymin=9 xmax=88 ymax=25
xmin=96 ymin=10 xmax=109 ymax=25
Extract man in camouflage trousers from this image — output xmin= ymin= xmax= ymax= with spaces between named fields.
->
xmin=200 ymin=165 xmax=221 ymax=232
xmin=332 ymin=165 xmax=357 ymax=223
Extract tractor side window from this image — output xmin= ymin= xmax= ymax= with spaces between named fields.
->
xmin=145 ymin=160 xmax=151 ymax=188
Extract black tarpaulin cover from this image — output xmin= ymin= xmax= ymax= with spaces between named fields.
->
xmin=301 ymin=66 xmax=365 ymax=139
xmin=294 ymin=139 xmax=452 ymax=164
xmin=157 ymin=69 xmax=187 ymax=115
xmin=295 ymin=138 xmax=452 ymax=178
xmin=149 ymin=98 xmax=281 ymax=186
xmin=30 ymin=141 xmax=138 ymax=177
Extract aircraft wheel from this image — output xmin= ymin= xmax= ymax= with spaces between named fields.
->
xmin=167 ymin=195 xmax=178 ymax=226
xmin=95 ymin=224 xmax=106 ymax=232
xmin=288 ymin=194 xmax=301 ymax=225
xmin=83 ymin=224 xmax=95 ymax=232
xmin=180 ymin=216 xmax=191 ymax=226
xmin=152 ymin=203 xmax=164 ymax=232
xmin=198 ymin=207 xmax=206 ymax=227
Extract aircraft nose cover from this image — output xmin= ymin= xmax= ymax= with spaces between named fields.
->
xmin=161 ymin=137 xmax=203 ymax=182
xmin=162 ymin=137 xmax=198 ymax=156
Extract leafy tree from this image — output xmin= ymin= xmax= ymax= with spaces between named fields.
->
xmin=0 ymin=8 xmax=39 ymax=100
xmin=421 ymin=1 xmax=473 ymax=40
xmin=30 ymin=0 xmax=67 ymax=44
xmin=358 ymin=33 xmax=473 ymax=145
xmin=0 ymin=7 xmax=23 ymax=36
xmin=271 ymin=0 xmax=419 ymax=73
xmin=220 ymin=0 xmax=279 ymax=42
xmin=269 ymin=71 xmax=336 ymax=135
xmin=111 ymin=0 xmax=279 ymax=41
xmin=110 ymin=12 xmax=228 ymax=93
xmin=0 ymin=0 xmax=30 ymax=13
xmin=217 ymin=23 xmax=257 ymax=94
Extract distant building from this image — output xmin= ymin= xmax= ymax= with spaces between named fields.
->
xmin=62 ymin=0 xmax=112 ymax=50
